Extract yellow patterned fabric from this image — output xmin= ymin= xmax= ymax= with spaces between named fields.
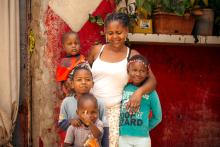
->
xmin=106 ymin=104 xmax=120 ymax=147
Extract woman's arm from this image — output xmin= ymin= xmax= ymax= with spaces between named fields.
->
xmin=126 ymin=49 xmax=157 ymax=113
xmin=87 ymin=44 xmax=102 ymax=67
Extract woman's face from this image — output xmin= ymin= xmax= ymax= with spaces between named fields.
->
xmin=105 ymin=21 xmax=128 ymax=48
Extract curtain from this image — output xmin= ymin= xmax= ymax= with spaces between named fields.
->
xmin=0 ymin=0 xmax=20 ymax=146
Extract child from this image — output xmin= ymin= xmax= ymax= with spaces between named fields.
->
xmin=56 ymin=31 xmax=86 ymax=96
xmin=64 ymin=93 xmax=103 ymax=147
xmin=119 ymin=55 xmax=162 ymax=147
xmin=58 ymin=63 xmax=104 ymax=146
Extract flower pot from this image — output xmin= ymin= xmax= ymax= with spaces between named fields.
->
xmin=153 ymin=12 xmax=195 ymax=35
xmin=194 ymin=8 xmax=214 ymax=36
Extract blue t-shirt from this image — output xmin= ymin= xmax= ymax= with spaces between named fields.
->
xmin=58 ymin=95 xmax=105 ymax=131
xmin=119 ymin=83 xmax=162 ymax=137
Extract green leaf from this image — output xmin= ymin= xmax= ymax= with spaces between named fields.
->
xmin=89 ymin=14 xmax=96 ymax=23
xmin=118 ymin=7 xmax=128 ymax=14
xmin=203 ymin=0 xmax=208 ymax=7
xmin=143 ymin=1 xmax=152 ymax=15
xmin=136 ymin=0 xmax=145 ymax=8
xmin=96 ymin=16 xmax=104 ymax=26
xmin=175 ymin=5 xmax=186 ymax=16
xmin=115 ymin=0 xmax=122 ymax=5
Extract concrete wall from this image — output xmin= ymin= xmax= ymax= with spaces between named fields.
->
xmin=31 ymin=0 xmax=60 ymax=146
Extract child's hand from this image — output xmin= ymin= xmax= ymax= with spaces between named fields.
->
xmin=126 ymin=90 xmax=142 ymax=114
xmin=78 ymin=110 xmax=92 ymax=126
xmin=70 ymin=118 xmax=81 ymax=127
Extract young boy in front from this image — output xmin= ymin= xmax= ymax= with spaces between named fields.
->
xmin=64 ymin=93 xmax=103 ymax=147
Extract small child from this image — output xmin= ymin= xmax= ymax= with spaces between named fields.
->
xmin=64 ymin=93 xmax=103 ymax=147
xmin=56 ymin=31 xmax=86 ymax=96
xmin=58 ymin=63 xmax=104 ymax=146
xmin=119 ymin=55 xmax=162 ymax=147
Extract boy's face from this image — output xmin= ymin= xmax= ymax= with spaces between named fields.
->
xmin=63 ymin=34 xmax=80 ymax=56
xmin=71 ymin=69 xmax=93 ymax=95
xmin=128 ymin=61 xmax=149 ymax=86
xmin=77 ymin=99 xmax=98 ymax=123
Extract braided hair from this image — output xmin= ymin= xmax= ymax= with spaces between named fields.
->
xmin=104 ymin=12 xmax=130 ymax=28
xmin=68 ymin=62 xmax=92 ymax=80
xmin=127 ymin=54 xmax=150 ymax=70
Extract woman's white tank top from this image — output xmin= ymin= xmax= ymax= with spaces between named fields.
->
xmin=91 ymin=45 xmax=129 ymax=107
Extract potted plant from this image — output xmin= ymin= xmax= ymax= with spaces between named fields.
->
xmin=153 ymin=0 xmax=196 ymax=35
xmin=116 ymin=0 xmax=156 ymax=33
xmin=192 ymin=0 xmax=219 ymax=36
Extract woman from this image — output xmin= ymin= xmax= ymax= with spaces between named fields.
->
xmin=88 ymin=12 xmax=156 ymax=147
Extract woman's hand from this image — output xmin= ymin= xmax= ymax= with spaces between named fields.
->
xmin=126 ymin=89 xmax=142 ymax=114
xmin=70 ymin=118 xmax=82 ymax=127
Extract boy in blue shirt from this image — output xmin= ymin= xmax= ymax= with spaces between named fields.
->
xmin=119 ymin=55 xmax=162 ymax=147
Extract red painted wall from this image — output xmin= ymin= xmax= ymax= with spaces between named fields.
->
xmin=134 ymin=44 xmax=220 ymax=147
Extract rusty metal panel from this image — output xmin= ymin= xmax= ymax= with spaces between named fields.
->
xmin=13 ymin=0 xmax=32 ymax=146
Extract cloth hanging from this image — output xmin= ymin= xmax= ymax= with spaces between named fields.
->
xmin=48 ymin=0 xmax=102 ymax=32
xmin=0 ymin=0 xmax=20 ymax=146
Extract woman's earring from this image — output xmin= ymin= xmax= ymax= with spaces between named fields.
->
xmin=105 ymin=36 xmax=108 ymax=43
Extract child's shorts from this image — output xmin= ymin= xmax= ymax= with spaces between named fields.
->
xmin=119 ymin=136 xmax=151 ymax=147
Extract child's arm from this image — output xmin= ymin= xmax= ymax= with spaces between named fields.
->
xmin=58 ymin=100 xmax=70 ymax=130
xmin=149 ymin=91 xmax=162 ymax=131
xmin=97 ymin=100 xmax=105 ymax=121
xmin=64 ymin=125 xmax=75 ymax=146
xmin=69 ymin=118 xmax=82 ymax=127
xmin=88 ymin=120 xmax=103 ymax=139
xmin=126 ymin=50 xmax=157 ymax=113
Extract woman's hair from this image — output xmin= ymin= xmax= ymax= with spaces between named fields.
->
xmin=104 ymin=12 xmax=130 ymax=28
xmin=68 ymin=63 xmax=92 ymax=80
xmin=61 ymin=31 xmax=80 ymax=45
xmin=77 ymin=93 xmax=98 ymax=109
xmin=128 ymin=54 xmax=149 ymax=69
